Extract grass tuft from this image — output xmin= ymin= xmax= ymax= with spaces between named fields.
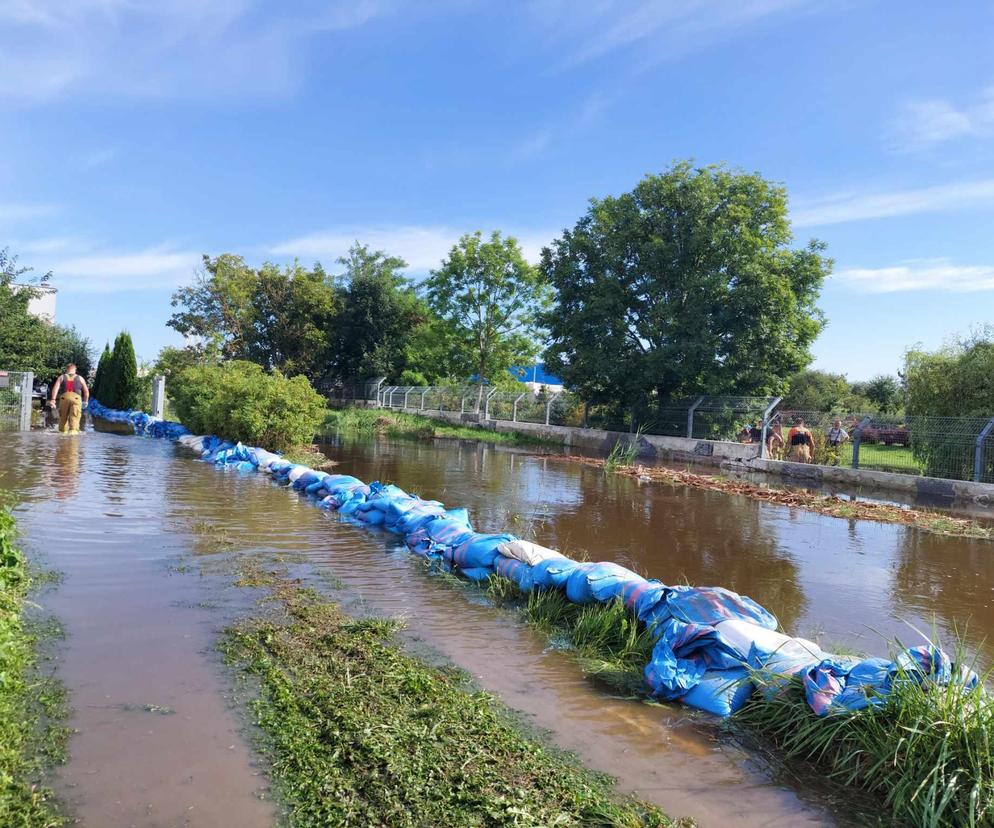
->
xmin=736 ymin=650 xmax=994 ymax=827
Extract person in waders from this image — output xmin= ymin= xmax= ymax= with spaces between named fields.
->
xmin=48 ymin=363 xmax=89 ymax=434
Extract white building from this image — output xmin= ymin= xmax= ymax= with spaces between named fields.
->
xmin=11 ymin=284 xmax=57 ymax=322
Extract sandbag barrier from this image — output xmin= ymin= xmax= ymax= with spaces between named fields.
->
xmin=88 ymin=399 xmax=979 ymax=718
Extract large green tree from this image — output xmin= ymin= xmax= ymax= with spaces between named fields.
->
xmin=168 ymin=255 xmax=337 ymax=383
xmin=101 ymin=332 xmax=142 ymax=410
xmin=245 ymin=261 xmax=337 ymax=381
xmin=425 ymin=231 xmax=550 ymax=396
xmin=329 ymin=244 xmax=432 ymax=384
xmin=542 ymin=162 xmax=830 ymax=412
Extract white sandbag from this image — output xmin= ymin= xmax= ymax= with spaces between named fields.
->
xmin=287 ymin=465 xmax=313 ymax=483
xmin=253 ymin=449 xmax=281 ymax=471
xmin=496 ymin=540 xmax=565 ymax=567
xmin=716 ymin=619 xmax=823 ymax=663
xmin=178 ymin=435 xmax=207 ymax=452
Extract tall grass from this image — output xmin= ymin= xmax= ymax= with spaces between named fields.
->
xmin=736 ymin=653 xmax=994 ymax=827
xmin=604 ymin=426 xmax=647 ymax=473
xmin=487 ymin=577 xmax=655 ymax=694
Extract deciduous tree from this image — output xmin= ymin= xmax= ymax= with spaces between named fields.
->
xmin=542 ymin=162 xmax=830 ymax=414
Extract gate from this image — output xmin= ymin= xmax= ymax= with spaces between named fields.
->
xmin=0 ymin=371 xmax=34 ymax=431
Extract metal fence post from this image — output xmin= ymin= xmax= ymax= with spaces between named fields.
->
xmin=484 ymin=389 xmax=499 ymax=420
xmin=974 ymin=417 xmax=994 ymax=482
xmin=420 ymin=388 xmax=428 ymax=410
xmin=545 ymin=393 xmax=559 ymax=426
xmin=151 ymin=375 xmax=166 ymax=418
xmin=851 ymin=415 xmax=873 ymax=469
xmin=19 ymin=371 xmax=33 ymax=431
xmin=512 ymin=392 xmax=526 ymax=423
xmin=758 ymin=396 xmax=782 ymax=459
xmin=403 ymin=388 xmax=411 ymax=409
xmin=687 ymin=396 xmax=706 ymax=439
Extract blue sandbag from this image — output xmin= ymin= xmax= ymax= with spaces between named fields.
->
xmin=459 ymin=566 xmax=493 ymax=582
xmin=450 ymin=533 xmax=517 ymax=570
xmin=531 ymin=557 xmax=582 ymax=590
xmin=680 ymin=668 xmax=754 ymax=716
xmin=444 ymin=507 xmax=470 ymax=525
xmin=426 ymin=517 xmax=477 ymax=551
xmin=357 ymin=509 xmax=385 ymax=526
xmin=495 ymin=556 xmax=534 ymax=591
xmin=395 ymin=507 xmax=446 ymax=536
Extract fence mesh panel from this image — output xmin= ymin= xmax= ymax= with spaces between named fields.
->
xmin=365 ymin=379 xmax=994 ymax=484
xmin=0 ymin=371 xmax=31 ymax=431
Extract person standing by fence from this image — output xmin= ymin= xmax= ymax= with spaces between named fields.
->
xmin=48 ymin=363 xmax=89 ymax=434
xmin=825 ymin=419 xmax=850 ymax=466
xmin=787 ymin=417 xmax=814 ymax=463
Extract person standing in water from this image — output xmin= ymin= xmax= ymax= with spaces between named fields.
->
xmin=48 ymin=363 xmax=89 ymax=434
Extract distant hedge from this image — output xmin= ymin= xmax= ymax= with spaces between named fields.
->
xmin=169 ymin=360 xmax=325 ymax=451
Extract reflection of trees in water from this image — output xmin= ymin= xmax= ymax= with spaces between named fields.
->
xmin=323 ymin=438 xmax=807 ymax=632
xmin=891 ymin=529 xmax=994 ymax=661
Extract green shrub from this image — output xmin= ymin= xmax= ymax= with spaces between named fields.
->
xmin=169 ymin=360 xmax=325 ymax=451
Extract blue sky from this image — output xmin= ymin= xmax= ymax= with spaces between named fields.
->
xmin=3 ymin=0 xmax=993 ymax=380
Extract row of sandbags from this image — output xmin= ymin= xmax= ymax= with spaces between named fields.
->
xmin=94 ymin=403 xmax=979 ymax=717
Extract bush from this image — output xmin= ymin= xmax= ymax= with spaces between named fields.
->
xmin=169 ymin=360 xmax=325 ymax=451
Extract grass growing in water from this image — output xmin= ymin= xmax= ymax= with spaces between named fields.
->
xmin=604 ymin=427 xmax=647 ymax=474
xmin=221 ymin=578 xmax=684 ymax=827
xmin=323 ymin=407 xmax=552 ymax=447
xmin=486 ymin=576 xmax=655 ymax=695
xmin=735 ymin=659 xmax=994 ymax=827
xmin=0 ymin=503 xmax=70 ymax=827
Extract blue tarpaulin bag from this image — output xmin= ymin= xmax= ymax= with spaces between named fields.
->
xmin=495 ymin=556 xmax=534 ymax=591
xmin=680 ymin=668 xmax=754 ymax=716
xmin=450 ymin=533 xmax=517 ymax=570
xmin=531 ymin=557 xmax=582 ymax=590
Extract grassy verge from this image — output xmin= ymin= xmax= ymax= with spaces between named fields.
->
xmin=221 ymin=569 xmax=685 ymax=827
xmin=323 ymin=406 xmax=552 ymax=447
xmin=0 ymin=504 xmax=70 ymax=828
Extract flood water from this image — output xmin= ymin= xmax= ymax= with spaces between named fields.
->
xmin=2 ymin=429 xmax=993 ymax=827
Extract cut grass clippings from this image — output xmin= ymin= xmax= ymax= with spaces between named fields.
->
xmin=221 ymin=573 xmax=687 ymax=827
xmin=549 ymin=454 xmax=994 ymax=542
xmin=323 ymin=407 xmax=552 ymax=448
xmin=0 ymin=503 xmax=70 ymax=828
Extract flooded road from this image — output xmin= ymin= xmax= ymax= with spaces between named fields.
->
xmin=2 ymin=429 xmax=992 ymax=826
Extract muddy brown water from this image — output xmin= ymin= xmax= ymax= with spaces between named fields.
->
xmin=2 ymin=429 xmax=993 ymax=826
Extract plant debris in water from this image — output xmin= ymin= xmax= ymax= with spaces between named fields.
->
xmin=221 ymin=576 xmax=688 ymax=827
xmin=0 ymin=503 xmax=70 ymax=827
xmin=548 ymin=454 xmax=994 ymax=541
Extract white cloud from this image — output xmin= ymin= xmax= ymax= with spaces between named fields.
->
xmin=836 ymin=260 xmax=994 ymax=293
xmin=889 ymin=86 xmax=994 ymax=151
xmin=528 ymin=0 xmax=811 ymax=67
xmin=0 ymin=0 xmax=391 ymax=102
xmin=42 ymin=245 xmax=200 ymax=293
xmin=792 ymin=178 xmax=994 ymax=227
xmin=268 ymin=225 xmax=553 ymax=271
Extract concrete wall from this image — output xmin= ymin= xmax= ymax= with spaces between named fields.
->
xmin=390 ymin=406 xmax=759 ymax=466
xmin=384 ymin=405 xmax=994 ymax=507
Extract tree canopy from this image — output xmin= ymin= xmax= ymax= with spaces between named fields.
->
xmin=425 ymin=231 xmax=550 ymax=389
xmin=329 ymin=244 xmax=432 ymax=384
xmin=541 ymin=162 xmax=830 ymax=413
xmin=905 ymin=329 xmax=994 ymax=416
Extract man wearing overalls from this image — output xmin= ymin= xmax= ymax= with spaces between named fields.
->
xmin=48 ymin=363 xmax=89 ymax=434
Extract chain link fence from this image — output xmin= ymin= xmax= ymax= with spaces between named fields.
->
xmin=0 ymin=371 xmax=34 ymax=431
xmin=370 ymin=380 xmax=994 ymax=484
